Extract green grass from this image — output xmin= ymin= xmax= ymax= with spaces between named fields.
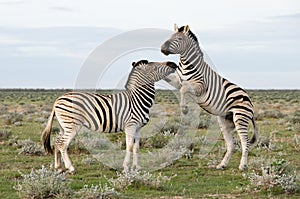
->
xmin=0 ymin=89 xmax=299 ymax=198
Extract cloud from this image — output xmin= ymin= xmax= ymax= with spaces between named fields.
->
xmin=0 ymin=26 xmax=121 ymax=58
xmin=50 ymin=6 xmax=74 ymax=12
xmin=198 ymin=13 xmax=300 ymax=64
xmin=227 ymin=71 xmax=300 ymax=89
xmin=199 ymin=11 xmax=300 ymax=45
xmin=272 ymin=12 xmax=300 ymax=19
xmin=0 ymin=0 xmax=25 ymax=5
xmin=0 ymin=17 xmax=299 ymax=89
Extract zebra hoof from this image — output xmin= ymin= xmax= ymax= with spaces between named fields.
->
xmin=216 ymin=164 xmax=225 ymax=170
xmin=181 ymin=106 xmax=188 ymax=114
xmin=239 ymin=164 xmax=247 ymax=171
xmin=132 ymin=164 xmax=142 ymax=171
xmin=123 ymin=166 xmax=129 ymax=173
xmin=67 ymin=170 xmax=76 ymax=175
xmin=56 ymin=168 xmax=65 ymax=174
xmin=67 ymin=167 xmax=76 ymax=175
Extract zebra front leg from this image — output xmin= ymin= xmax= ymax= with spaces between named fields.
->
xmin=132 ymin=134 xmax=142 ymax=171
xmin=179 ymin=81 xmax=203 ymax=114
xmin=180 ymin=84 xmax=188 ymax=114
xmin=123 ymin=132 xmax=134 ymax=172
xmin=216 ymin=116 xmax=235 ymax=170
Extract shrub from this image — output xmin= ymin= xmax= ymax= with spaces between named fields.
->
xmin=256 ymin=110 xmax=285 ymax=121
xmin=17 ymin=139 xmax=44 ymax=156
xmin=158 ymin=116 xmax=181 ymax=134
xmin=68 ymin=137 xmax=89 ymax=154
xmin=289 ymin=110 xmax=300 ymax=124
xmin=0 ymin=129 xmax=11 ymax=141
xmin=141 ymin=131 xmax=173 ymax=149
xmin=4 ymin=112 xmax=23 ymax=126
xmin=197 ymin=114 xmax=213 ymax=129
xmin=14 ymin=165 xmax=72 ymax=199
xmin=293 ymin=134 xmax=300 ymax=150
xmin=75 ymin=183 xmax=120 ymax=199
xmin=82 ymin=157 xmax=98 ymax=166
xmin=80 ymin=132 xmax=112 ymax=150
xmin=107 ymin=170 xmax=176 ymax=191
xmin=0 ymin=105 xmax=8 ymax=115
xmin=247 ymin=159 xmax=299 ymax=194
xmin=256 ymin=131 xmax=277 ymax=151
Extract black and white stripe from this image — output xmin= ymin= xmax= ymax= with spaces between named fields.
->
xmin=41 ymin=60 xmax=177 ymax=173
xmin=161 ymin=24 xmax=258 ymax=171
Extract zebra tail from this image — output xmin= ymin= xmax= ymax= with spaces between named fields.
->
xmin=249 ymin=117 xmax=258 ymax=144
xmin=41 ymin=108 xmax=55 ymax=154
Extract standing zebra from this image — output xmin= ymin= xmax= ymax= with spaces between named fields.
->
xmin=161 ymin=24 xmax=258 ymax=171
xmin=41 ymin=60 xmax=177 ymax=174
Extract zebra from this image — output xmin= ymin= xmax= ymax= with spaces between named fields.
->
xmin=41 ymin=60 xmax=177 ymax=174
xmin=161 ymin=24 xmax=258 ymax=171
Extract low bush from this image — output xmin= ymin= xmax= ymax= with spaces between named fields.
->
xmin=107 ymin=170 xmax=176 ymax=191
xmin=289 ymin=110 xmax=300 ymax=124
xmin=14 ymin=165 xmax=72 ymax=199
xmin=159 ymin=116 xmax=181 ymax=134
xmin=141 ymin=131 xmax=173 ymax=149
xmin=197 ymin=113 xmax=213 ymax=129
xmin=247 ymin=159 xmax=299 ymax=194
xmin=256 ymin=110 xmax=285 ymax=121
xmin=17 ymin=139 xmax=44 ymax=156
xmin=4 ymin=112 xmax=24 ymax=126
xmin=0 ymin=129 xmax=11 ymax=141
xmin=75 ymin=183 xmax=120 ymax=199
xmin=256 ymin=131 xmax=277 ymax=151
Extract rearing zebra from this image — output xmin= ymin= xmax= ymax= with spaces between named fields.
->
xmin=161 ymin=24 xmax=258 ymax=171
xmin=41 ymin=60 xmax=177 ymax=174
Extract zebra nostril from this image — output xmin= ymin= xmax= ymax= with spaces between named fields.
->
xmin=161 ymin=42 xmax=171 ymax=55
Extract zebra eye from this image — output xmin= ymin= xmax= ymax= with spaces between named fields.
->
xmin=178 ymin=37 xmax=183 ymax=41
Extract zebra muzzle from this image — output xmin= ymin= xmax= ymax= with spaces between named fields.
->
xmin=161 ymin=42 xmax=171 ymax=55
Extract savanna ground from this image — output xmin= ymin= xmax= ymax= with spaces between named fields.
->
xmin=0 ymin=89 xmax=299 ymax=198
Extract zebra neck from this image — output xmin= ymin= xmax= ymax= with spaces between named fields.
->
xmin=129 ymin=84 xmax=155 ymax=108
xmin=180 ymin=40 xmax=204 ymax=69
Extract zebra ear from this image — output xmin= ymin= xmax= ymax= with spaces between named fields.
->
xmin=174 ymin=23 xmax=179 ymax=32
xmin=183 ymin=25 xmax=190 ymax=34
xmin=166 ymin=62 xmax=178 ymax=69
xmin=132 ymin=62 xmax=136 ymax=67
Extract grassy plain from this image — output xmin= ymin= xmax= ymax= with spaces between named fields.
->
xmin=0 ymin=89 xmax=299 ymax=198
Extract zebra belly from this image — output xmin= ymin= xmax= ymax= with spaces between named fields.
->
xmin=198 ymin=103 xmax=223 ymax=115
xmin=196 ymin=94 xmax=227 ymax=116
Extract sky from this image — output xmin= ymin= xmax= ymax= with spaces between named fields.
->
xmin=0 ymin=0 xmax=299 ymax=89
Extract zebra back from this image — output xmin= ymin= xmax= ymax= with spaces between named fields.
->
xmin=53 ymin=60 xmax=177 ymax=133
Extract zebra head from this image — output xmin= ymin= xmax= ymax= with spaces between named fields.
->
xmin=131 ymin=60 xmax=177 ymax=81
xmin=125 ymin=60 xmax=177 ymax=89
xmin=161 ymin=24 xmax=199 ymax=56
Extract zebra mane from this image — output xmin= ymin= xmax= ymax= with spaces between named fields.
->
xmin=132 ymin=60 xmax=148 ymax=67
xmin=125 ymin=60 xmax=150 ymax=90
xmin=178 ymin=26 xmax=198 ymax=43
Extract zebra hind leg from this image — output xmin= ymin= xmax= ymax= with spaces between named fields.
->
xmin=216 ymin=115 xmax=235 ymax=170
xmin=54 ymin=128 xmax=64 ymax=173
xmin=55 ymin=129 xmax=77 ymax=174
xmin=54 ymin=145 xmax=64 ymax=173
xmin=234 ymin=114 xmax=251 ymax=171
